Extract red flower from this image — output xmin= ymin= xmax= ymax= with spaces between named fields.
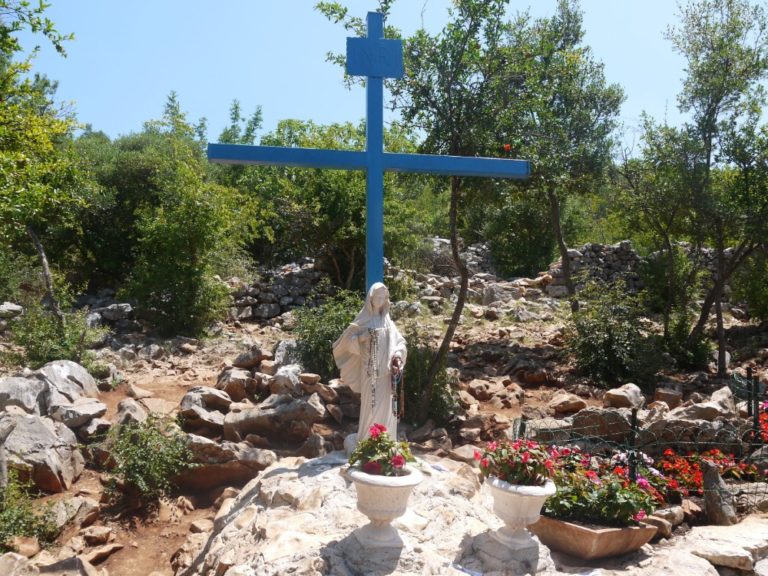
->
xmin=522 ymin=451 xmax=530 ymax=464
xmin=363 ymin=461 xmax=383 ymax=475
xmin=503 ymin=143 xmax=511 ymax=152
xmin=633 ymin=510 xmax=647 ymax=521
xmin=481 ymin=458 xmax=489 ymax=469
xmin=391 ymin=454 xmax=406 ymax=469
xmin=474 ymin=450 xmax=482 ymax=461
xmin=369 ymin=423 xmax=387 ymax=439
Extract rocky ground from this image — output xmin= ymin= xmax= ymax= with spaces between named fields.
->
xmin=2 ymin=246 xmax=768 ymax=575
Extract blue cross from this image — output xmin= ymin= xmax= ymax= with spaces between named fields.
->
xmin=208 ymin=12 xmax=530 ymax=289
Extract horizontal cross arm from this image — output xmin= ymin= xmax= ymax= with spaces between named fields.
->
xmin=207 ymin=144 xmax=367 ymax=171
xmin=383 ymin=152 xmax=530 ymax=178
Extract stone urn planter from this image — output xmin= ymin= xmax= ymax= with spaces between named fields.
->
xmin=348 ymin=465 xmax=423 ymax=548
xmin=529 ymin=515 xmax=658 ymax=559
xmin=486 ymin=476 xmax=556 ymax=549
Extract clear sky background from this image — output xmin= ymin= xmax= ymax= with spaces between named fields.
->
xmin=18 ymin=1 xmax=686 ymax=149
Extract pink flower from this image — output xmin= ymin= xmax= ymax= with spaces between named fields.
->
xmin=633 ymin=510 xmax=647 ymax=521
xmin=487 ymin=441 xmax=498 ymax=452
xmin=391 ymin=454 xmax=406 ymax=469
xmin=522 ymin=451 xmax=530 ymax=464
xmin=637 ymin=477 xmax=650 ymax=490
xmin=369 ymin=423 xmax=387 ymax=440
xmin=474 ymin=450 xmax=482 ymax=461
xmin=544 ymin=459 xmax=554 ymax=471
xmin=363 ymin=461 xmax=383 ymax=475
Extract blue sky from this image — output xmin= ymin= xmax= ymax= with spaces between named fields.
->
xmin=19 ymin=1 xmax=685 ymax=149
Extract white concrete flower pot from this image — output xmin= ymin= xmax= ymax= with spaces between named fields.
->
xmin=486 ymin=476 xmax=556 ymax=549
xmin=348 ymin=465 xmax=423 ymax=548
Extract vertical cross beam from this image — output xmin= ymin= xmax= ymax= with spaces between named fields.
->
xmin=346 ymin=12 xmax=403 ymax=288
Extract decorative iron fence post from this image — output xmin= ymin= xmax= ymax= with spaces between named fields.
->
xmin=628 ymin=408 xmax=638 ymax=482
xmin=753 ymin=372 xmax=762 ymax=447
xmin=748 ymin=367 xmax=754 ymax=418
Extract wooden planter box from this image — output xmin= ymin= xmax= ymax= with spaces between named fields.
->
xmin=529 ymin=515 xmax=658 ymax=560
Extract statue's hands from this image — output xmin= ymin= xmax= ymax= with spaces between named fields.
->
xmin=391 ymin=356 xmax=403 ymax=374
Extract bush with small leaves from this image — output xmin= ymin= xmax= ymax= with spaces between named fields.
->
xmin=0 ymin=472 xmax=58 ymax=552
xmin=106 ymin=416 xmax=194 ymax=504
xmin=567 ymin=280 xmax=660 ymax=388
xmin=293 ymin=287 xmax=363 ymax=381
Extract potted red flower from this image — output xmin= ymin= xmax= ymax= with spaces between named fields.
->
xmin=347 ymin=424 xmax=422 ymax=547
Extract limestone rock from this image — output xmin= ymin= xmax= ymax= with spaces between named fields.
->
xmin=0 ymin=302 xmax=23 ymax=319
xmin=0 ymin=377 xmax=47 ymax=415
xmin=49 ymin=398 xmax=107 ymax=429
xmin=268 ymin=365 xmax=302 ymax=397
xmin=4 ymin=415 xmax=84 ymax=493
xmin=174 ymin=434 xmax=277 ymax=491
xmin=0 ymin=553 xmax=37 ymax=576
xmin=684 ymin=516 xmax=768 ymax=571
xmin=126 ymin=383 xmax=153 ymax=400
xmin=77 ymin=418 xmax=111 ymax=442
xmin=548 ymin=391 xmax=587 ymax=415
xmin=655 ymin=385 xmax=683 ymax=409
xmin=702 ymin=459 xmax=737 ymax=525
xmin=114 ymin=398 xmax=147 ymax=426
xmin=571 ymin=407 xmax=631 ymax=442
xmin=180 ymin=387 xmax=232 ymax=433
xmin=216 ymin=367 xmax=255 ymax=402
xmin=223 ymin=393 xmax=326 ymax=442
xmin=176 ymin=453 xmax=538 ymax=576
xmin=34 ymin=361 xmax=99 ymax=401
xmin=232 ymin=345 xmax=268 ymax=370
xmin=603 ymin=383 xmax=645 ymax=410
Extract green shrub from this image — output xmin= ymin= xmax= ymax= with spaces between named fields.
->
xmin=567 ymin=280 xmax=660 ymax=387
xmin=0 ymin=472 xmax=58 ymax=552
xmin=401 ymin=323 xmax=459 ymax=425
xmin=6 ymin=304 xmax=107 ymax=369
xmin=732 ymin=250 xmax=768 ymax=321
xmin=106 ymin=416 xmax=194 ymax=503
xmin=293 ymin=287 xmax=363 ymax=381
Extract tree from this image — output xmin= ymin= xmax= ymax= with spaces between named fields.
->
xmin=244 ymin=118 xmax=426 ymax=288
xmin=664 ymin=0 xmax=768 ymax=376
xmin=499 ymin=0 xmax=624 ymax=308
xmin=0 ymin=1 xmax=81 ymax=326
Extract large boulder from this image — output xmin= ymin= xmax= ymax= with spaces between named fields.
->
xmin=603 ymin=383 xmax=645 ymax=410
xmin=223 ymin=393 xmax=326 ymax=442
xmin=0 ymin=302 xmax=23 ymax=319
xmin=548 ymin=391 xmax=587 ymax=415
xmin=4 ymin=415 xmax=84 ymax=493
xmin=174 ymin=434 xmax=277 ymax=491
xmin=34 ymin=360 xmax=99 ymax=399
xmin=669 ymin=388 xmax=737 ymax=422
xmin=571 ymin=407 xmax=632 ymax=442
xmin=0 ymin=377 xmax=47 ymax=415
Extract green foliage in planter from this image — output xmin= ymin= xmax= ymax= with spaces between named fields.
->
xmin=293 ymin=286 xmax=363 ymax=381
xmin=106 ymin=416 xmax=194 ymax=503
xmin=0 ymin=472 xmax=58 ymax=552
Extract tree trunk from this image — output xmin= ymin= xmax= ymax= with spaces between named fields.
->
xmin=420 ymin=175 xmax=467 ymax=422
xmin=26 ymin=225 xmax=65 ymax=329
xmin=546 ymin=187 xmax=577 ymax=312
xmin=662 ymin=238 xmax=675 ymax=341
xmin=715 ymin=296 xmax=726 ymax=378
